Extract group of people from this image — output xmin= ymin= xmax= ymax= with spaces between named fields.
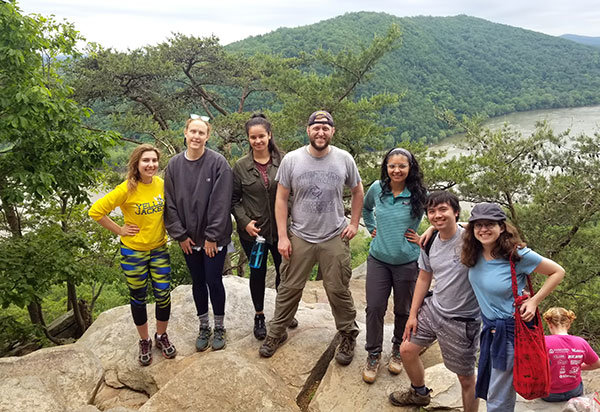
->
xmin=89 ymin=109 xmax=597 ymax=411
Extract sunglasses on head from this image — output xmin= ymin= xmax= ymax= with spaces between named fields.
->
xmin=190 ymin=114 xmax=210 ymax=122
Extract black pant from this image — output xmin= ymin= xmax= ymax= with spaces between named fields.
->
xmin=240 ymin=238 xmax=282 ymax=312
xmin=183 ymin=248 xmax=227 ymax=317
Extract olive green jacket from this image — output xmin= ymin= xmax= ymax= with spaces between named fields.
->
xmin=232 ymin=153 xmax=281 ymax=244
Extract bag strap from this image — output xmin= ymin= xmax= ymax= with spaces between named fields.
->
xmin=509 ymin=247 xmax=537 ymax=305
xmin=424 ymin=230 xmax=439 ymax=257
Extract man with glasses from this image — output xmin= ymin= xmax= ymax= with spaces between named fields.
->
xmin=389 ymin=191 xmax=480 ymax=411
xmin=258 ymin=110 xmax=363 ymax=365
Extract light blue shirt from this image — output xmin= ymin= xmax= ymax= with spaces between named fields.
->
xmin=468 ymin=247 xmax=543 ymax=320
xmin=362 ymin=181 xmax=422 ymax=265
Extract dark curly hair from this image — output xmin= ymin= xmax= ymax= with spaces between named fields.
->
xmin=379 ymin=147 xmax=427 ymax=218
xmin=461 ymin=220 xmax=526 ymax=267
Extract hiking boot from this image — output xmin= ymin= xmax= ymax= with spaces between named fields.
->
xmin=388 ymin=342 xmax=402 ymax=374
xmin=138 ymin=338 xmax=152 ymax=366
xmin=154 ymin=332 xmax=177 ymax=359
xmin=362 ymin=352 xmax=381 ymax=384
xmin=389 ymin=386 xmax=432 ymax=407
xmin=289 ymin=317 xmax=299 ymax=329
xmin=212 ymin=327 xmax=227 ymax=351
xmin=335 ymin=332 xmax=356 ymax=366
xmin=196 ymin=326 xmax=212 ymax=352
xmin=254 ymin=314 xmax=267 ymax=340
xmin=259 ymin=331 xmax=288 ymax=358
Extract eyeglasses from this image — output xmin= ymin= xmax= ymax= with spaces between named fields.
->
xmin=387 ymin=163 xmax=409 ymax=170
xmin=473 ymin=221 xmax=499 ymax=230
xmin=190 ymin=114 xmax=210 ymax=122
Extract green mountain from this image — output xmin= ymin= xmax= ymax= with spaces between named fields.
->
xmin=228 ymin=12 xmax=600 ymax=143
xmin=561 ymin=34 xmax=600 ymax=48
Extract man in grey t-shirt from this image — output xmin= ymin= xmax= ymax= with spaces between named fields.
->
xmin=258 ymin=110 xmax=364 ymax=366
xmin=389 ymin=191 xmax=480 ymax=412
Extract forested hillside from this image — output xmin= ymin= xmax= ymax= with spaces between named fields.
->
xmin=561 ymin=34 xmax=600 ymax=48
xmin=228 ymin=12 xmax=600 ymax=142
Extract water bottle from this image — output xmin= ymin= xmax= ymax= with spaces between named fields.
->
xmin=249 ymin=235 xmax=266 ymax=269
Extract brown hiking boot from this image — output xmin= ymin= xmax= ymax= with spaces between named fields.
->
xmin=259 ymin=331 xmax=288 ymax=358
xmin=335 ymin=331 xmax=356 ymax=366
xmin=362 ymin=352 xmax=381 ymax=384
xmin=389 ymin=386 xmax=432 ymax=407
xmin=388 ymin=342 xmax=402 ymax=374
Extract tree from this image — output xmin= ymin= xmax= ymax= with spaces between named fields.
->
xmin=438 ymin=115 xmax=600 ymax=347
xmin=0 ymin=1 xmax=116 ymax=340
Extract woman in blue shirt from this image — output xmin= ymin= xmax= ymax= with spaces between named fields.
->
xmin=361 ymin=147 xmax=427 ymax=383
xmin=461 ymin=202 xmax=564 ymax=411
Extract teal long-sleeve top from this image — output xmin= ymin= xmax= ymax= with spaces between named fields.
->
xmin=362 ymin=181 xmax=423 ymax=265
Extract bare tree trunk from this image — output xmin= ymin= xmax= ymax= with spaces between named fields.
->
xmin=67 ymin=281 xmax=87 ymax=334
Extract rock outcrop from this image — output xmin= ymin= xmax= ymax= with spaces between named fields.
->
xmin=1 ymin=274 xmax=598 ymax=411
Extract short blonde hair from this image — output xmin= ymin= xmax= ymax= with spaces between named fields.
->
xmin=543 ymin=307 xmax=576 ymax=329
xmin=184 ymin=118 xmax=211 ymax=136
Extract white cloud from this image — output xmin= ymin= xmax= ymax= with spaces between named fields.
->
xmin=17 ymin=0 xmax=600 ymax=50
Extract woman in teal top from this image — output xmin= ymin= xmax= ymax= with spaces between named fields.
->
xmin=361 ymin=147 xmax=427 ymax=384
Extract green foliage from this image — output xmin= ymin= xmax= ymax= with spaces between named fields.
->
xmin=0 ymin=1 xmax=117 ymax=343
xmin=447 ymin=118 xmax=600 ymax=350
xmin=350 ymin=231 xmax=372 ymax=269
xmin=228 ymin=12 xmax=600 ymax=143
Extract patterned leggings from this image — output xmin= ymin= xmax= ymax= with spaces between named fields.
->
xmin=120 ymin=244 xmax=172 ymax=326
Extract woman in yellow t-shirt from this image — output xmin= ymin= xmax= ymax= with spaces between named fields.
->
xmin=89 ymin=144 xmax=175 ymax=366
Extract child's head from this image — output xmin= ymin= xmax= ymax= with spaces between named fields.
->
xmin=543 ymin=307 xmax=576 ymax=329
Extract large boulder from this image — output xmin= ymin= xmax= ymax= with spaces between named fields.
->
xmin=0 ymin=345 xmax=103 ymax=412
xmin=8 ymin=272 xmax=571 ymax=411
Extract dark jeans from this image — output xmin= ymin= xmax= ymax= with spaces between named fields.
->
xmin=183 ymin=248 xmax=227 ymax=317
xmin=365 ymin=254 xmax=417 ymax=354
xmin=240 ymin=238 xmax=282 ymax=312
xmin=542 ymin=381 xmax=584 ymax=402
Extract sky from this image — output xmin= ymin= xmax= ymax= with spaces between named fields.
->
xmin=17 ymin=0 xmax=600 ymax=51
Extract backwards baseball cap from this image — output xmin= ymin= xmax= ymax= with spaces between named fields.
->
xmin=468 ymin=202 xmax=507 ymax=222
xmin=308 ymin=110 xmax=334 ymax=127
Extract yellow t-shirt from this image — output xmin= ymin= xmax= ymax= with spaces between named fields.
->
xmin=89 ymin=177 xmax=167 ymax=251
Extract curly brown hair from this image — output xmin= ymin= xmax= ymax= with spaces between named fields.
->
xmin=461 ymin=220 xmax=525 ymax=267
xmin=126 ymin=144 xmax=161 ymax=193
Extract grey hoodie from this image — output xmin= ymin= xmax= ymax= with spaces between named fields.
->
xmin=164 ymin=149 xmax=233 ymax=247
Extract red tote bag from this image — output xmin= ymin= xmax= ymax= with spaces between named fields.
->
xmin=510 ymin=253 xmax=551 ymax=400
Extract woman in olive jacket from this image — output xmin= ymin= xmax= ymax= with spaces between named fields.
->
xmin=232 ymin=114 xmax=296 ymax=340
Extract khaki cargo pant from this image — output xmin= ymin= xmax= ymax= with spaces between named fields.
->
xmin=267 ymin=233 xmax=359 ymax=338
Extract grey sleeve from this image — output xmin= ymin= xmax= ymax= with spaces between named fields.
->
xmin=344 ymin=153 xmax=361 ymax=188
xmin=163 ymin=159 xmax=188 ymax=242
xmin=205 ymin=157 xmax=233 ymax=242
xmin=275 ymin=155 xmax=291 ymax=189
xmin=418 ymin=248 xmax=432 ymax=272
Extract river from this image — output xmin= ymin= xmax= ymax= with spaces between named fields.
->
xmin=433 ymin=105 xmax=600 ymax=156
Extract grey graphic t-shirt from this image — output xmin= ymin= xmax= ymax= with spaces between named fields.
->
xmin=276 ymin=145 xmax=361 ymax=243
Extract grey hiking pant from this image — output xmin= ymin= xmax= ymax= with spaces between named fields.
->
xmin=365 ymin=254 xmax=417 ymax=354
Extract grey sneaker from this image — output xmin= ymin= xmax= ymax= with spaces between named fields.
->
xmin=212 ymin=327 xmax=226 ymax=351
xmin=335 ymin=332 xmax=356 ymax=366
xmin=259 ymin=332 xmax=288 ymax=358
xmin=362 ymin=352 xmax=381 ymax=384
xmin=196 ymin=326 xmax=212 ymax=352
xmin=155 ymin=332 xmax=176 ymax=359
xmin=138 ymin=338 xmax=152 ymax=366
xmin=389 ymin=386 xmax=432 ymax=407
xmin=254 ymin=314 xmax=267 ymax=340
xmin=388 ymin=342 xmax=402 ymax=374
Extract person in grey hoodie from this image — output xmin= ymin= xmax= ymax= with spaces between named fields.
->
xmin=164 ymin=117 xmax=233 ymax=352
